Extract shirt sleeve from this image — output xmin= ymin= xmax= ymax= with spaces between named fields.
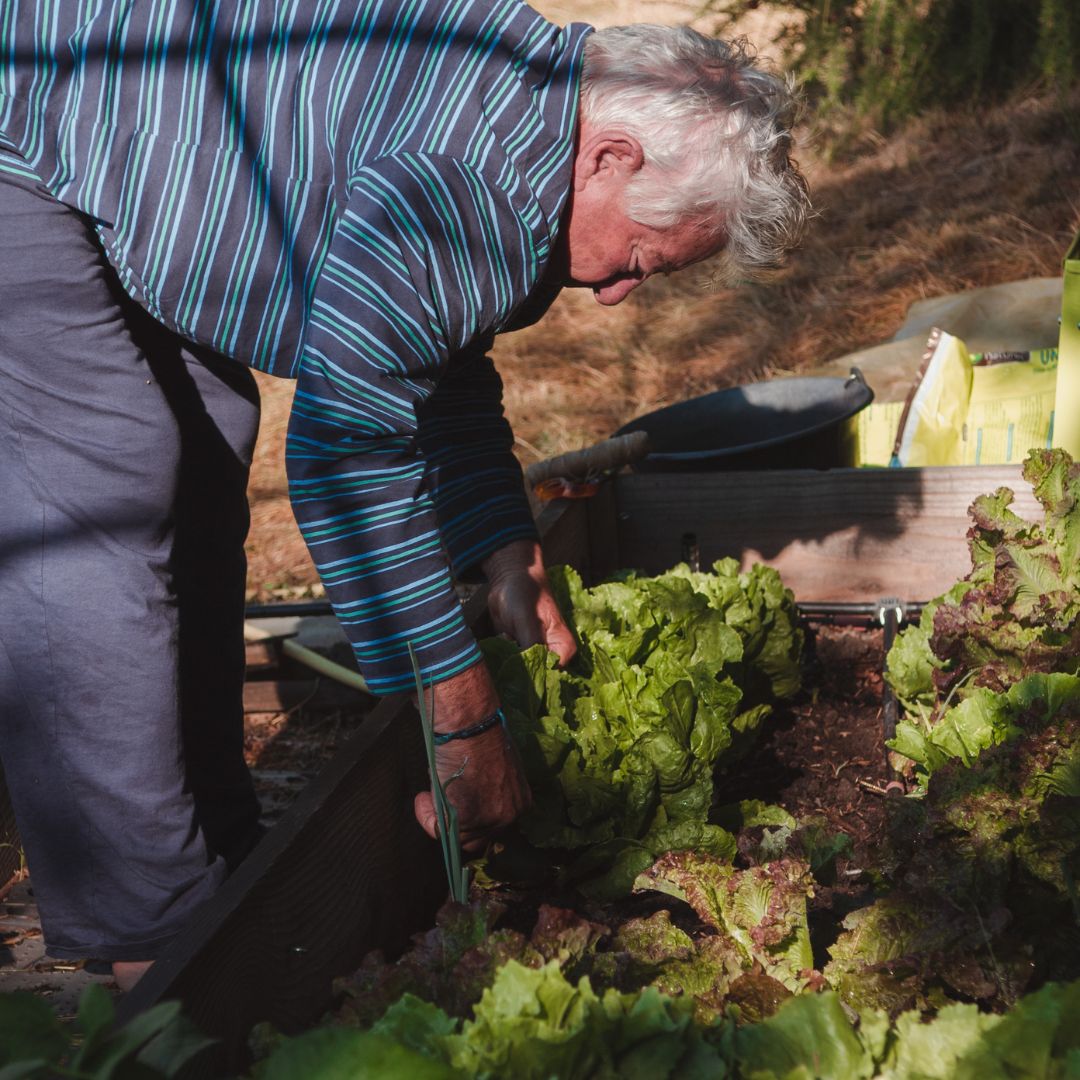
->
xmin=416 ymin=341 xmax=539 ymax=581
xmin=286 ymin=154 xmax=544 ymax=694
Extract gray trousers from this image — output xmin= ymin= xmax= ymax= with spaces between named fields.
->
xmin=0 ymin=177 xmax=262 ymax=960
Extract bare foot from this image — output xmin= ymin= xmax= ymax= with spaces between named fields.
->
xmin=112 ymin=959 xmax=153 ymax=992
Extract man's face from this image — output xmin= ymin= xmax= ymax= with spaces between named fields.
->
xmin=558 ymin=125 xmax=722 ymax=306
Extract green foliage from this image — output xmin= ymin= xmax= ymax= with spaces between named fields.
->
xmin=0 ymin=984 xmax=214 ymax=1079
xmin=268 ymin=958 xmax=1080 ymax=1079
xmin=255 ymin=1025 xmax=458 ymax=1080
xmin=882 ymin=979 xmax=1080 ymax=1079
xmin=725 ymin=991 xmax=878 ymax=1079
xmin=890 ymin=672 xmax=1080 ymax=780
xmin=833 ymin=675 xmax=1080 ymax=1014
xmin=825 ymin=457 xmax=1080 ymax=1018
xmin=409 ymin=644 xmax=469 ymax=904
xmin=335 ymin=898 xmax=527 ymax=1028
xmin=481 ymin=561 xmax=802 ymax=897
xmin=886 ymin=449 xmax=1080 ymax=721
xmin=709 ymin=0 xmax=1080 ymax=136
xmin=442 ymin=961 xmax=725 ymax=1079
xmin=324 ymin=961 xmax=728 ymax=1080
xmin=892 ymin=673 xmax=1080 ymax=889
xmin=635 ymin=851 xmax=817 ymax=994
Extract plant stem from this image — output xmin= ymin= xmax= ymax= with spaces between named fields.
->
xmin=409 ymin=644 xmax=469 ymax=903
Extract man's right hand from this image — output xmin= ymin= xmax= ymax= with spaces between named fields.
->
xmin=412 ymin=661 xmax=531 ymax=853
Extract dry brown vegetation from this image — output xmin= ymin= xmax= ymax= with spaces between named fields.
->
xmin=245 ymin=84 xmax=1080 ymax=599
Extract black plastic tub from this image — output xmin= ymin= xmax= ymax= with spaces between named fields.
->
xmin=615 ymin=369 xmax=873 ymax=471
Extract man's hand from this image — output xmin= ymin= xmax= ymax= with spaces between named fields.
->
xmin=483 ymin=539 xmax=577 ymax=665
xmin=413 ymin=661 xmax=531 ymax=853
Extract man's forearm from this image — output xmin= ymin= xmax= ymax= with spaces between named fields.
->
xmin=426 ymin=658 xmax=501 ymax=732
xmin=421 ymin=541 xmax=544 ymax=733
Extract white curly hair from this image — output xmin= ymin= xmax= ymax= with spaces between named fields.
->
xmin=580 ymin=25 xmax=811 ymax=280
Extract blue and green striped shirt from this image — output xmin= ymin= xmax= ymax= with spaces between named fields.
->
xmin=0 ymin=0 xmax=589 ymax=692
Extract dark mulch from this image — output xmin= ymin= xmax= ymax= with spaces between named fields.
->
xmin=721 ymin=622 xmax=892 ymax=865
xmin=479 ymin=623 xmax=897 ymax=966
xmin=716 ymin=622 xmax=895 ymax=964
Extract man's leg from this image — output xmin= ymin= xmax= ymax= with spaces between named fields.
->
xmin=152 ymin=341 xmax=264 ymax=873
xmin=114 ymin=344 xmax=263 ymax=992
xmin=0 ymin=176 xmax=259 ymax=962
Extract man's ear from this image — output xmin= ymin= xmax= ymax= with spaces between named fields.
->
xmin=572 ymin=129 xmax=644 ymax=191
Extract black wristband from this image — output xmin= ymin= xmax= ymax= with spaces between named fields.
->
xmin=432 ymin=707 xmax=507 ymax=746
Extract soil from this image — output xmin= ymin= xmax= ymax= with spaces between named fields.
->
xmin=242 ymin=649 xmax=373 ymax=828
xmin=722 ymin=622 xmax=891 ymax=866
xmin=339 ymin=620 xmax=899 ymax=1022
xmin=718 ymin=622 xmax=893 ymax=965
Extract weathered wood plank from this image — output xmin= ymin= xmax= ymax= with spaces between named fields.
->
xmin=244 ymin=640 xmax=278 ymax=674
xmin=585 ymin=481 xmax=621 ymax=583
xmin=614 ymin=466 xmax=1040 ymax=602
xmin=242 ymin=678 xmax=363 ymax=713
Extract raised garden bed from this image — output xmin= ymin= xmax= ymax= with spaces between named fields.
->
xmin=104 ymin=463 xmax=1060 ymax=1074
xmin=4 ymin=464 xmax=1071 ymax=1080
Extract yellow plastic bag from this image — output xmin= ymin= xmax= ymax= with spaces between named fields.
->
xmin=853 ymin=330 xmax=1058 ymax=467
xmin=1053 ymin=230 xmax=1080 ymax=457
xmin=851 ymin=229 xmax=1078 ymax=468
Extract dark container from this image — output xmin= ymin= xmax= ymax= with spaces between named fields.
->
xmin=615 ymin=369 xmax=873 ymax=472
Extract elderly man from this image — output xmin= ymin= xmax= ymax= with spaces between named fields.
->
xmin=0 ymin=2 xmax=807 ymax=986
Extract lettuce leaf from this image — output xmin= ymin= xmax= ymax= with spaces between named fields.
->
xmin=256 ymin=1026 xmax=460 ymax=1080
xmin=886 ymin=450 xmax=1080 ymax=719
xmin=726 ymin=991 xmax=876 ymax=1079
xmin=882 ymin=978 xmax=1080 ymax=1079
xmin=634 ymin=851 xmax=817 ymax=993
xmin=483 ymin=561 xmax=801 ymax=895
xmin=441 ymin=961 xmax=725 ymax=1080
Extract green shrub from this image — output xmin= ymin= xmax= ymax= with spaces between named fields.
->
xmin=710 ymin=0 xmax=1080 ymax=138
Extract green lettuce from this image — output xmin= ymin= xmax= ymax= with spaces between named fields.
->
xmin=257 ymin=1026 xmax=459 ymax=1080
xmin=442 ymin=960 xmax=725 ymax=1079
xmin=890 ymin=672 xmax=1080 ymax=781
xmin=634 ymin=851 xmax=817 ymax=994
xmin=483 ymin=561 xmax=801 ymax=896
xmin=882 ymin=978 xmax=1080 ymax=1079
xmin=723 ymin=991 xmax=878 ymax=1079
xmin=830 ymin=673 xmax=1080 ymax=1014
xmin=886 ymin=449 xmax=1080 ymax=718
xmin=335 ymin=898 xmax=538 ymax=1027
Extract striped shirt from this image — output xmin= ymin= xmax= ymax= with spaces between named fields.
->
xmin=0 ymin=0 xmax=590 ymax=693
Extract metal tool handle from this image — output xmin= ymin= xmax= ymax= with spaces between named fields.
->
xmin=524 ymin=430 xmax=651 ymax=487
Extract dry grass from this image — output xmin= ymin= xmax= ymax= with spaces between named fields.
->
xmin=245 ymin=85 xmax=1080 ymax=598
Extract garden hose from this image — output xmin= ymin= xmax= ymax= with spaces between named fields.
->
xmin=243 ymin=621 xmax=370 ymax=696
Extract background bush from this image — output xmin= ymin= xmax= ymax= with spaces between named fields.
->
xmin=710 ymin=0 xmax=1080 ymax=141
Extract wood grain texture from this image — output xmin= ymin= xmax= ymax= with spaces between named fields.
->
xmin=242 ymin=678 xmax=361 ymax=713
xmin=585 ymin=481 xmax=621 ymax=583
xmin=614 ymin=466 xmax=1041 ymax=602
xmin=537 ymin=497 xmax=591 ymax=574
